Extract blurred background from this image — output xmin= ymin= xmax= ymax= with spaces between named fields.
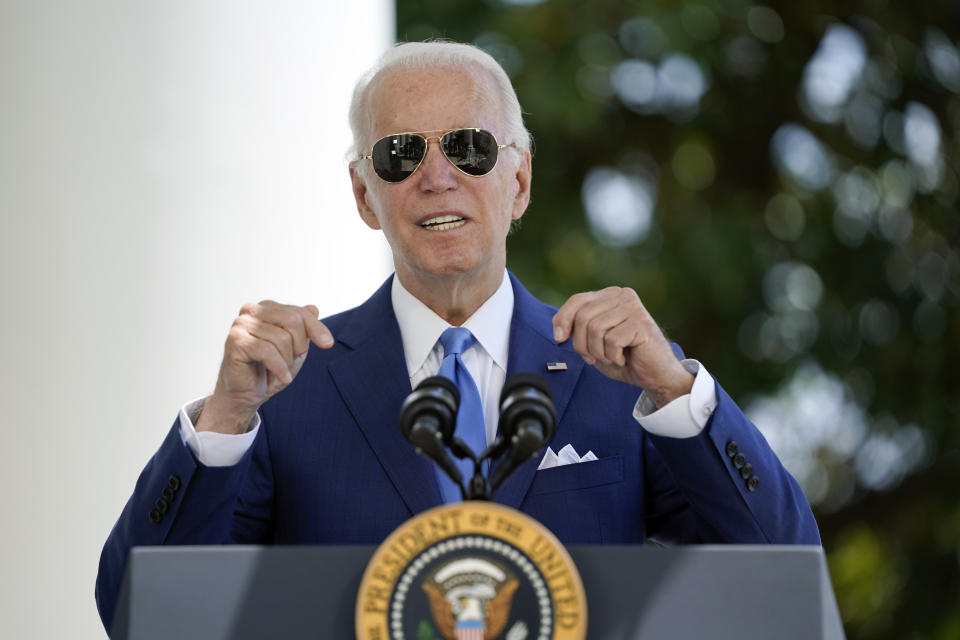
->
xmin=2 ymin=1 xmax=957 ymax=638
xmin=395 ymin=0 xmax=958 ymax=638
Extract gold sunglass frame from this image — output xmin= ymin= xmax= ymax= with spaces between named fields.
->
xmin=359 ymin=128 xmax=513 ymax=183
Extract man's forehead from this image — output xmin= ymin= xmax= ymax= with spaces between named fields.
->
xmin=366 ymin=65 xmax=504 ymax=134
xmin=372 ymin=63 xmax=489 ymax=93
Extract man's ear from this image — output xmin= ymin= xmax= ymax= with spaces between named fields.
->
xmin=350 ymin=165 xmax=382 ymax=230
xmin=511 ymin=149 xmax=532 ymax=221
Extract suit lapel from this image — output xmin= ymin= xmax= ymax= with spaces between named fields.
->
xmin=493 ymin=273 xmax=584 ymax=509
xmin=328 ymin=277 xmax=443 ymax=516
xmin=327 ymin=273 xmax=584 ymax=513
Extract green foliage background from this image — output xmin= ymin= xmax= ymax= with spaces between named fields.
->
xmin=397 ymin=1 xmax=959 ymax=637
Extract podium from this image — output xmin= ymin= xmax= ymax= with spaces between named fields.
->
xmin=110 ymin=545 xmax=845 ymax=639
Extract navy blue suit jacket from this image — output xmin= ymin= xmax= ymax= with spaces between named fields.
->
xmin=96 ymin=273 xmax=819 ymax=630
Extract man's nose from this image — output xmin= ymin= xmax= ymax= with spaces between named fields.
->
xmin=416 ymin=138 xmax=459 ymax=192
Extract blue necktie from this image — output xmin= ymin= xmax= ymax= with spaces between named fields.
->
xmin=435 ymin=327 xmax=486 ymax=503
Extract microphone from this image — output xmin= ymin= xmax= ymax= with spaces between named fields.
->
xmin=489 ymin=373 xmax=557 ymax=491
xmin=400 ymin=376 xmax=464 ymax=493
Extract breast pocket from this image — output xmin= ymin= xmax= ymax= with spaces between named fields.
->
xmin=522 ymin=456 xmax=625 ymax=544
xmin=529 ymin=455 xmax=624 ymax=495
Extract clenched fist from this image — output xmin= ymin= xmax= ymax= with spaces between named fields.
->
xmin=552 ymin=286 xmax=694 ymax=409
xmin=195 ymin=301 xmax=334 ymax=434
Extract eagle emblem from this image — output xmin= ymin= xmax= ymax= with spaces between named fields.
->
xmin=422 ymin=557 xmax=520 ymax=640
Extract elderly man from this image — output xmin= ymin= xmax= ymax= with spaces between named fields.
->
xmin=96 ymin=41 xmax=819 ymax=632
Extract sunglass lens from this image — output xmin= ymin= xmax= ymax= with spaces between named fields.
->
xmin=441 ymin=129 xmax=499 ymax=176
xmin=371 ymin=134 xmax=427 ymax=182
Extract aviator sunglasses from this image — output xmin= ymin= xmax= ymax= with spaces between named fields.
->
xmin=360 ymin=128 xmax=515 ymax=183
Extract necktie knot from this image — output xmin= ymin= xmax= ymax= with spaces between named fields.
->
xmin=439 ymin=327 xmax=477 ymax=358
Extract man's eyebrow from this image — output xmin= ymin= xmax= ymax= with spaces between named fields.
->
xmin=377 ymin=127 xmax=484 ymax=135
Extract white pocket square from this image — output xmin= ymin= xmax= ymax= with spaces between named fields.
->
xmin=537 ymin=443 xmax=598 ymax=470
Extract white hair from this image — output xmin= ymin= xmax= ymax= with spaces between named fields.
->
xmin=348 ymin=40 xmax=532 ymax=167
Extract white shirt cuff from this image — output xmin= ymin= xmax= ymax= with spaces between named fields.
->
xmin=178 ymin=397 xmax=261 ymax=467
xmin=632 ymin=359 xmax=717 ymax=438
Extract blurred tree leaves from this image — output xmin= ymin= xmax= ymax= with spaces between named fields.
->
xmin=397 ymin=1 xmax=959 ymax=637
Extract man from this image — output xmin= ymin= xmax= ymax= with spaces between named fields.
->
xmin=96 ymin=41 xmax=819 ymax=632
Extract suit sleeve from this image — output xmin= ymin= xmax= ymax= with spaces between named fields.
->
xmin=94 ymin=415 xmax=275 ymax=633
xmin=643 ymin=379 xmax=821 ymax=545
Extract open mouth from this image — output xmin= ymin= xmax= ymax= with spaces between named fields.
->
xmin=420 ymin=214 xmax=466 ymax=231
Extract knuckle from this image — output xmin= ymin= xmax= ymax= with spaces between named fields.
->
xmin=613 ymin=286 xmax=634 ymax=301
xmin=226 ymin=326 xmax=246 ymax=345
xmin=275 ymin=332 xmax=293 ymax=352
xmin=294 ymin=307 xmax=311 ymax=325
xmin=585 ymin=316 xmax=603 ymax=333
xmin=285 ymin=309 xmax=305 ymax=328
xmin=259 ymin=340 xmax=281 ymax=359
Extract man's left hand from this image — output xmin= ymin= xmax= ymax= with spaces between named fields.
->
xmin=552 ymin=287 xmax=694 ymax=408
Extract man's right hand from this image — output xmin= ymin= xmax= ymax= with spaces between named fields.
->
xmin=195 ymin=301 xmax=334 ymax=434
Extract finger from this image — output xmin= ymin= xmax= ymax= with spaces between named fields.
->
xmin=248 ymin=303 xmax=313 ymax=356
xmin=296 ymin=305 xmax=334 ymax=349
xmin=239 ymin=301 xmax=332 ymax=352
xmin=241 ymin=315 xmax=298 ymax=365
xmin=602 ymin=317 xmax=646 ymax=366
xmin=231 ymin=330 xmax=293 ymax=385
xmin=585 ymin=306 xmax=632 ymax=364
xmin=552 ymin=292 xmax=597 ymax=342
xmin=569 ymin=294 xmax=625 ymax=361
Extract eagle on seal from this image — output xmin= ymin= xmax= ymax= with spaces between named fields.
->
xmin=422 ymin=557 xmax=520 ymax=640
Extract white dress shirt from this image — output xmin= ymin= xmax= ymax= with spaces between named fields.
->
xmin=179 ymin=271 xmax=719 ymax=466
xmin=392 ymin=270 xmax=512 ymax=445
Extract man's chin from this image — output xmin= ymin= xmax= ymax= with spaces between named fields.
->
xmin=402 ymin=259 xmax=500 ymax=285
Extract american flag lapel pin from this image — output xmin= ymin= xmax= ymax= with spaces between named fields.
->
xmin=546 ymin=362 xmax=568 ymax=371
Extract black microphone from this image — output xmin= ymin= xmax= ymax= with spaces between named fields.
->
xmin=400 ymin=376 xmax=464 ymax=493
xmin=489 ymin=373 xmax=557 ymax=491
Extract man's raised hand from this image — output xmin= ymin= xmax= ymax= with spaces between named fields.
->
xmin=195 ymin=301 xmax=334 ymax=434
xmin=552 ymin=287 xmax=694 ymax=409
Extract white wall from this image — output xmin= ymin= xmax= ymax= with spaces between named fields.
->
xmin=0 ymin=1 xmax=393 ymax=637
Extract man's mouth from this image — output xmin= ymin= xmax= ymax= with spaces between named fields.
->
xmin=420 ymin=214 xmax=466 ymax=231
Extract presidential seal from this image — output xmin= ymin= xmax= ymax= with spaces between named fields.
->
xmin=356 ymin=502 xmax=587 ymax=640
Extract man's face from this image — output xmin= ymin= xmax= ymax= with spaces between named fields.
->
xmin=350 ymin=66 xmax=531 ymax=290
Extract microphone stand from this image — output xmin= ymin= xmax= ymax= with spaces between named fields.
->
xmin=446 ymin=435 xmax=523 ymax=500
xmin=446 ymin=437 xmax=500 ymax=500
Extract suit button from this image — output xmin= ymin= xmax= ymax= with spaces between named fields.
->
xmin=747 ymin=476 xmax=760 ymax=491
xmin=168 ymin=475 xmax=181 ymax=491
xmin=149 ymin=509 xmax=162 ymax=524
xmin=155 ymin=498 xmax=169 ymax=514
xmin=162 ymin=487 xmax=175 ymax=501
xmin=740 ymin=464 xmax=753 ymax=480
xmin=725 ymin=442 xmax=738 ymax=458
xmin=733 ymin=453 xmax=746 ymax=469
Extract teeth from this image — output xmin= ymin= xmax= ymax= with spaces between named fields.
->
xmin=426 ymin=220 xmax=466 ymax=231
xmin=421 ymin=214 xmax=466 ymax=231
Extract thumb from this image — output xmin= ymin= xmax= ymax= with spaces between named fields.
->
xmin=551 ymin=313 xmax=569 ymax=343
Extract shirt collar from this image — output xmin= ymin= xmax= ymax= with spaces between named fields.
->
xmin=391 ymin=271 xmax=513 ymax=377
